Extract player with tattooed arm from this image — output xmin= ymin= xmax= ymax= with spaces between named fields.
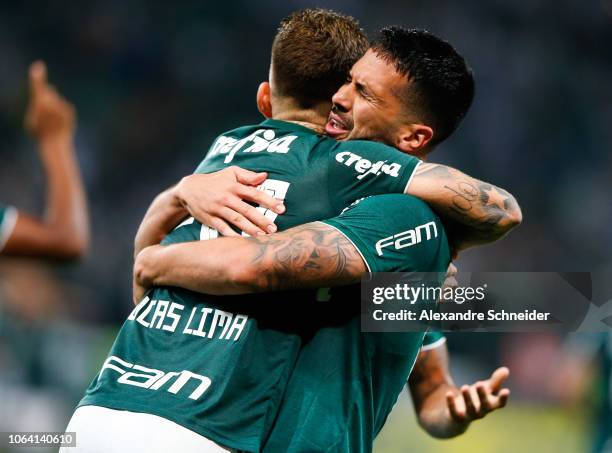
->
xmin=66 ymin=11 xmax=518 ymax=452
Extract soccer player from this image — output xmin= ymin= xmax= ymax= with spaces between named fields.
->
xmin=130 ymin=25 xmax=513 ymax=451
xmin=0 ymin=61 xmax=88 ymax=259
xmin=66 ymin=11 xmax=518 ymax=452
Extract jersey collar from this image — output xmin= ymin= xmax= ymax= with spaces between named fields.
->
xmin=261 ymin=119 xmax=320 ymax=135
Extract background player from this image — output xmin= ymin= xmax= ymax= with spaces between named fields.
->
xmin=0 ymin=61 xmax=89 ymax=259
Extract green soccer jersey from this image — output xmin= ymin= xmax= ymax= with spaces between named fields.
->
xmin=0 ymin=204 xmax=17 ymax=251
xmin=79 ymin=120 xmax=421 ymax=452
xmin=262 ymin=194 xmax=451 ymax=453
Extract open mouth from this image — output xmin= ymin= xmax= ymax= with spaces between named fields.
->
xmin=325 ymin=112 xmax=350 ymax=138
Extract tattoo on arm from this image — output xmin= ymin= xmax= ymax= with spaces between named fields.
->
xmin=413 ymin=163 xmax=521 ymax=242
xmin=244 ymin=222 xmax=366 ymax=292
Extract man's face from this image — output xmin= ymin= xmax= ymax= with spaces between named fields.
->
xmin=325 ymin=49 xmax=412 ymax=145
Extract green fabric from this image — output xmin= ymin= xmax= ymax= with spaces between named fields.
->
xmin=422 ymin=331 xmax=446 ymax=348
xmin=263 ymin=195 xmax=450 ymax=453
xmin=79 ymin=121 xmax=420 ymax=452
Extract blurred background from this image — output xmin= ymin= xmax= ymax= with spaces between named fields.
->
xmin=0 ymin=0 xmax=611 ymax=452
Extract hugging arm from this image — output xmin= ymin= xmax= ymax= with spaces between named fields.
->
xmin=134 ymin=221 xmax=366 ymax=299
xmin=406 ymin=163 xmax=521 ymax=253
xmin=134 ymin=194 xmax=444 ymax=303
xmin=133 ymin=166 xmax=284 ymax=259
xmin=134 ymin=160 xmax=521 ymax=264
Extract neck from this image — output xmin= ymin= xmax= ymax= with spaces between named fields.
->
xmin=272 ymin=98 xmax=330 ymax=135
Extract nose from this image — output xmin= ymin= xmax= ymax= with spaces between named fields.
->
xmin=331 ymin=83 xmax=352 ymax=113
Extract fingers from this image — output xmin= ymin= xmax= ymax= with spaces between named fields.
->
xmin=29 ymin=60 xmax=48 ymax=96
xmin=461 ymin=385 xmax=481 ymax=420
xmin=233 ymin=167 xmax=268 ymax=186
xmin=227 ymin=197 xmax=276 ymax=234
xmin=488 ymin=366 xmax=510 ymax=393
xmin=497 ymin=388 xmax=510 ymax=408
xmin=217 ymin=206 xmax=267 ymax=237
xmin=229 ymin=166 xmax=285 ymax=214
xmin=448 ymin=369 xmax=511 ymax=426
xmin=206 ymin=216 xmax=240 ymax=238
xmin=476 ymin=383 xmax=493 ymax=412
xmin=477 ymin=381 xmax=510 ymax=412
xmin=446 ymin=391 xmax=466 ymax=422
xmin=237 ymin=184 xmax=285 ymax=214
xmin=177 ymin=168 xmax=286 ymax=237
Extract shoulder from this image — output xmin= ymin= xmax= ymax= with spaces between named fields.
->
xmin=344 ymin=194 xmax=439 ymax=224
xmin=327 ymin=140 xmax=417 ymax=180
xmin=323 ymin=194 xmax=449 ymax=272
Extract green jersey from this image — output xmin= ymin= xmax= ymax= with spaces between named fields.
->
xmin=79 ymin=120 xmax=421 ymax=452
xmin=0 ymin=204 xmax=17 ymax=252
xmin=262 ymin=194 xmax=451 ymax=453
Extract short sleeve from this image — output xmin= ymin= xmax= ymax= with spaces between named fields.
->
xmin=421 ymin=332 xmax=446 ymax=351
xmin=327 ymin=141 xmax=421 ymax=213
xmin=321 ymin=194 xmax=450 ymax=273
xmin=0 ymin=205 xmax=18 ymax=252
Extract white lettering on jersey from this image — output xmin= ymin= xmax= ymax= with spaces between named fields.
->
xmin=335 ymin=151 xmax=402 ymax=180
xmin=209 ymin=130 xmax=298 ymax=164
xmin=99 ymin=356 xmax=212 ymax=400
xmin=375 ymin=221 xmax=438 ymax=256
xmin=129 ymin=298 xmax=248 ymax=341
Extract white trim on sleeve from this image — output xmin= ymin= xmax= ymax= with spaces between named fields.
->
xmin=420 ymin=335 xmax=447 ymax=352
xmin=403 ymin=160 xmax=422 ymax=194
xmin=0 ymin=207 xmax=18 ymax=252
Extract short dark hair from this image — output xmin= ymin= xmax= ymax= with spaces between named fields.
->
xmin=271 ymin=9 xmax=369 ymax=108
xmin=371 ymin=27 xmax=475 ymax=146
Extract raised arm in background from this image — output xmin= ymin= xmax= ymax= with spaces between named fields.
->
xmin=1 ymin=61 xmax=89 ymax=259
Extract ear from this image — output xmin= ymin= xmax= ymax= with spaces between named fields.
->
xmin=256 ymin=82 xmax=273 ymax=118
xmin=395 ymin=124 xmax=433 ymax=158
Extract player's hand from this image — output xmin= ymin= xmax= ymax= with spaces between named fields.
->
xmin=133 ymin=275 xmax=147 ymax=306
xmin=446 ymin=367 xmax=510 ymax=426
xmin=24 ymin=60 xmax=76 ymax=142
xmin=173 ymin=167 xmax=286 ymax=237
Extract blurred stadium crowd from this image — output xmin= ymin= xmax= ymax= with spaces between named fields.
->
xmin=0 ymin=0 xmax=610 ymax=451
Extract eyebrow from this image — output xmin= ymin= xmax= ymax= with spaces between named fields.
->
xmin=354 ymin=77 xmax=383 ymax=104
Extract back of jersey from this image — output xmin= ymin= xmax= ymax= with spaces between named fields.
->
xmin=80 ymin=120 xmax=420 ymax=452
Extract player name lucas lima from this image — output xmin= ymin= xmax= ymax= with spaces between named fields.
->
xmin=373 ymin=309 xmax=551 ymax=322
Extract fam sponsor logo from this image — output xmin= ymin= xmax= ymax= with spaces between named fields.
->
xmin=375 ymin=221 xmax=438 ymax=256
xmin=99 ymin=355 xmax=211 ymax=400
xmin=210 ymin=129 xmax=298 ymax=164
xmin=335 ymin=151 xmax=402 ymax=180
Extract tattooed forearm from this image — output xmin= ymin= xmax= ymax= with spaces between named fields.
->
xmin=244 ymin=222 xmax=367 ymax=292
xmin=135 ymin=222 xmax=367 ymax=296
xmin=409 ymin=163 xmax=522 ymax=249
